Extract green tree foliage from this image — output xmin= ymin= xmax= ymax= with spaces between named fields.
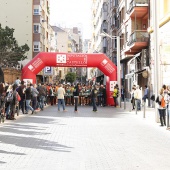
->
xmin=0 ymin=24 xmax=30 ymax=67
xmin=65 ymin=72 xmax=76 ymax=83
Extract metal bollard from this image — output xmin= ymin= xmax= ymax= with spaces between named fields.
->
xmin=143 ymin=102 xmax=146 ymax=118
xmin=124 ymin=98 xmax=126 ymax=110
xmin=135 ymin=100 xmax=137 ymax=114
xmin=129 ymin=98 xmax=132 ymax=112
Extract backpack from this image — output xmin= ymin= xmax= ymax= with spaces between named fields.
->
xmin=16 ymin=92 xmax=21 ymax=101
xmin=6 ymin=91 xmax=14 ymax=103
xmin=161 ymin=96 xmax=166 ymax=108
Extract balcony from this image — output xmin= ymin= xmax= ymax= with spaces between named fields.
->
xmin=102 ymin=11 xmax=107 ymax=21
xmin=127 ymin=0 xmax=148 ymax=18
xmin=125 ymin=30 xmax=149 ymax=54
xmin=111 ymin=0 xmax=118 ymax=11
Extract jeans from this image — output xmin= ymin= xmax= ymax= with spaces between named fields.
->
xmin=92 ymin=97 xmax=97 ymax=111
xmin=158 ymin=109 xmax=166 ymax=126
xmin=5 ymin=102 xmax=10 ymax=116
xmin=97 ymin=95 xmax=103 ymax=106
xmin=58 ymin=99 xmax=66 ymax=111
xmin=32 ymin=97 xmax=37 ymax=110
xmin=26 ymin=99 xmax=34 ymax=112
xmin=74 ymin=97 xmax=78 ymax=111
xmin=142 ymin=95 xmax=148 ymax=103
xmin=19 ymin=99 xmax=25 ymax=114
xmin=113 ymin=97 xmax=118 ymax=107
xmin=39 ymin=96 xmax=45 ymax=110
xmin=136 ymin=99 xmax=141 ymax=110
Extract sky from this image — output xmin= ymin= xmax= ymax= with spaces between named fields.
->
xmin=50 ymin=0 xmax=92 ymax=40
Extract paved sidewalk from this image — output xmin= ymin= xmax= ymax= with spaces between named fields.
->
xmin=0 ymin=105 xmax=170 ymax=170
xmin=121 ymin=101 xmax=169 ymax=128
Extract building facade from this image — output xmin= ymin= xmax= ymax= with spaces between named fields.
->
xmin=0 ymin=0 xmax=33 ymax=61
xmin=90 ymin=0 xmax=150 ymax=96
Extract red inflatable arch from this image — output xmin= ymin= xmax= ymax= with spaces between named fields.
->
xmin=22 ymin=52 xmax=117 ymax=105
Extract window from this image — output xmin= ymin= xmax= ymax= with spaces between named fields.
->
xmin=34 ymin=45 xmax=39 ymax=52
xmin=34 ymin=25 xmax=39 ymax=33
xmin=34 ymin=9 xmax=39 ymax=15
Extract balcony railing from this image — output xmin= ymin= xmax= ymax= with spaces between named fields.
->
xmin=127 ymin=30 xmax=149 ymax=46
xmin=127 ymin=0 xmax=148 ymax=14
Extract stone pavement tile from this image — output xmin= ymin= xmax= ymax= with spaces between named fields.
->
xmin=1 ymin=106 xmax=170 ymax=170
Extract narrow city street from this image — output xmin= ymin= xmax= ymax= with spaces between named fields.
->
xmin=0 ymin=105 xmax=170 ymax=170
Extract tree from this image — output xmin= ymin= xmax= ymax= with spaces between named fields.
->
xmin=0 ymin=24 xmax=30 ymax=67
xmin=65 ymin=72 xmax=76 ymax=84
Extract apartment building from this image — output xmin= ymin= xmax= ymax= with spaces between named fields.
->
xmin=91 ymin=0 xmax=108 ymax=84
xmin=0 ymin=0 xmax=58 ymax=83
xmin=149 ymin=0 xmax=170 ymax=93
xmin=91 ymin=0 xmax=150 ymax=92
xmin=33 ymin=0 xmax=51 ymax=55
xmin=51 ymin=26 xmax=84 ymax=83
xmin=117 ymin=0 xmax=149 ymax=97
xmin=0 ymin=0 xmax=33 ymax=63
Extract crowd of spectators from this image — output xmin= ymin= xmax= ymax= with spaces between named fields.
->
xmin=0 ymin=79 xmax=107 ymax=123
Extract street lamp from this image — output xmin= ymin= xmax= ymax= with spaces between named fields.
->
xmin=100 ymin=32 xmax=121 ymax=106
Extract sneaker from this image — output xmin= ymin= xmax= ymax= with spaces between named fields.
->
xmin=63 ymin=110 xmax=67 ymax=112
xmin=31 ymin=110 xmax=35 ymax=114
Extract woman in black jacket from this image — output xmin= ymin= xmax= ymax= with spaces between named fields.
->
xmin=73 ymin=83 xmax=80 ymax=112
xmin=91 ymin=85 xmax=98 ymax=112
xmin=9 ymin=84 xmax=18 ymax=120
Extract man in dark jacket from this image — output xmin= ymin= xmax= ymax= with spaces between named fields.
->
xmin=73 ymin=83 xmax=80 ymax=112
xmin=37 ymin=83 xmax=46 ymax=111
xmin=17 ymin=80 xmax=26 ymax=114
xmin=25 ymin=83 xmax=34 ymax=114
xmin=91 ymin=85 xmax=98 ymax=112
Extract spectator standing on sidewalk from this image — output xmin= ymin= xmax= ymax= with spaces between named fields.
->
xmin=131 ymin=85 xmax=136 ymax=110
xmin=142 ymin=85 xmax=149 ymax=103
xmin=97 ymin=84 xmax=104 ymax=106
xmin=14 ymin=77 xmax=21 ymax=87
xmin=9 ymin=84 xmax=18 ymax=120
xmin=17 ymin=80 xmax=26 ymax=114
xmin=103 ymin=85 xmax=107 ymax=106
xmin=57 ymin=84 xmax=67 ymax=112
xmin=73 ymin=83 xmax=80 ymax=112
xmin=25 ymin=84 xmax=35 ymax=114
xmin=48 ymin=84 xmax=54 ymax=106
xmin=31 ymin=84 xmax=39 ymax=111
xmin=37 ymin=83 xmax=46 ymax=111
xmin=91 ymin=85 xmax=98 ymax=112
xmin=134 ymin=85 xmax=142 ymax=111
xmin=112 ymin=86 xmax=118 ymax=107
xmin=121 ymin=85 xmax=125 ymax=102
xmin=156 ymin=88 xmax=167 ymax=126
xmin=5 ymin=85 xmax=13 ymax=119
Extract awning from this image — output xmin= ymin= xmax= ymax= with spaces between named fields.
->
xmin=135 ymin=69 xmax=146 ymax=74
xmin=127 ymin=52 xmax=141 ymax=66
xmin=125 ymin=72 xmax=134 ymax=79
